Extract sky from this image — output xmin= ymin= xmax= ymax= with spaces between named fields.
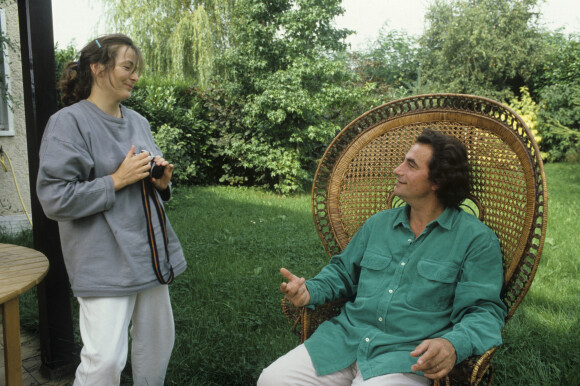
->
xmin=52 ymin=0 xmax=579 ymax=51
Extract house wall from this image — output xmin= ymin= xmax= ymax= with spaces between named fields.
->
xmin=0 ymin=1 xmax=31 ymax=234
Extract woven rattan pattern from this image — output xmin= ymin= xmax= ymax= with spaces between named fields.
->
xmin=298 ymin=94 xmax=548 ymax=386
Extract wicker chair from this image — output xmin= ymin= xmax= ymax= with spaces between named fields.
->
xmin=282 ymin=93 xmax=548 ymax=385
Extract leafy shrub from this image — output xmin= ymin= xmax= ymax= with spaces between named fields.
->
xmin=533 ymin=33 xmax=580 ymax=161
xmin=536 ymin=83 xmax=580 ymax=161
xmin=124 ymin=79 xmax=219 ymax=184
xmin=507 ymin=87 xmax=546 ymax=158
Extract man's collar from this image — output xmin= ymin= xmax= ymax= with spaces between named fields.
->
xmin=393 ymin=205 xmax=457 ymax=230
xmin=435 ymin=206 xmax=457 ymax=230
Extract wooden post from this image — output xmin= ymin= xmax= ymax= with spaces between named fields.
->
xmin=17 ymin=0 xmax=77 ymax=374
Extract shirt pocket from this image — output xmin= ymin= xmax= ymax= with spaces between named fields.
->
xmin=406 ymin=259 xmax=460 ymax=312
xmin=357 ymin=250 xmax=393 ymax=298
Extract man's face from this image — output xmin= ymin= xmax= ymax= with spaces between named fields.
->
xmin=392 ymin=143 xmax=438 ymax=203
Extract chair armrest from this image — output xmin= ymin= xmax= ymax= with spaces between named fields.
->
xmin=281 ymin=298 xmax=347 ymax=343
xmin=434 ymin=346 xmax=498 ymax=386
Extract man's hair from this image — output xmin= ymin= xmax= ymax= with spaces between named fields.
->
xmin=416 ymin=128 xmax=471 ymax=208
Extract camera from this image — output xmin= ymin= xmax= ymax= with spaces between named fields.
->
xmin=140 ymin=150 xmax=165 ymax=179
xmin=150 ymin=160 xmax=165 ymax=179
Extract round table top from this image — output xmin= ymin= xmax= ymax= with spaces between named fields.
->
xmin=0 ymin=243 xmax=49 ymax=304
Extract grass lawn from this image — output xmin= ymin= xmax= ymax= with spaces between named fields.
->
xmin=4 ymin=162 xmax=579 ymax=385
xmin=492 ymin=163 xmax=580 ymax=385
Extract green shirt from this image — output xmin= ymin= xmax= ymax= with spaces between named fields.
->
xmin=304 ymin=206 xmax=507 ymax=379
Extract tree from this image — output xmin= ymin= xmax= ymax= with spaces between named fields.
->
xmin=102 ymin=0 xmax=235 ymax=86
xmin=349 ymin=24 xmax=422 ymax=99
xmin=535 ymin=32 xmax=580 ymax=161
xmin=419 ymin=0 xmax=547 ymax=100
xmin=207 ymin=0 xmax=365 ymax=193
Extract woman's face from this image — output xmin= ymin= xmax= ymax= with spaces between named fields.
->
xmin=92 ymin=45 xmax=139 ymax=103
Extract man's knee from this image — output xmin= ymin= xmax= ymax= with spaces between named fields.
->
xmin=258 ymin=344 xmax=314 ymax=386
xmin=257 ymin=365 xmax=277 ymax=386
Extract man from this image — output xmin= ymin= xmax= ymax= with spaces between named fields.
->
xmin=258 ymin=129 xmax=507 ymax=385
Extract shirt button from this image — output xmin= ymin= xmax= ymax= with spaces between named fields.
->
xmin=388 ymin=289 xmax=394 ymax=294
xmin=365 ymin=337 xmax=370 ymax=342
xmin=401 ymin=262 xmax=406 ymax=266
xmin=378 ymin=317 xmax=383 ymax=322
xmin=408 ymin=238 xmax=412 ymax=242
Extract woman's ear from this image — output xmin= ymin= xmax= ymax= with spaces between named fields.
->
xmin=90 ymin=62 xmax=103 ymax=77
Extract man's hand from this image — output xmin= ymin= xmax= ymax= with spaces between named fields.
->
xmin=410 ymin=338 xmax=457 ymax=380
xmin=280 ymin=268 xmax=310 ymax=307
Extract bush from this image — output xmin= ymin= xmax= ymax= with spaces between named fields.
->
xmin=507 ymin=87 xmax=546 ymax=158
xmin=536 ymin=83 xmax=580 ymax=161
xmin=124 ymin=79 xmax=219 ymax=184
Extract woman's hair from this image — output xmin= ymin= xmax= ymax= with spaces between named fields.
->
xmin=416 ymin=128 xmax=472 ymax=208
xmin=58 ymin=34 xmax=144 ymax=106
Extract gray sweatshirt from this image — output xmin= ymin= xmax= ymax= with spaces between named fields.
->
xmin=37 ymin=100 xmax=187 ymax=297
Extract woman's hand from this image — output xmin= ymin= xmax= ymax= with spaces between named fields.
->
xmin=150 ymin=155 xmax=174 ymax=191
xmin=111 ymin=145 xmax=151 ymax=191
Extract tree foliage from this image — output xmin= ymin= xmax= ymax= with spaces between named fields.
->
xmin=349 ymin=25 xmax=422 ymax=100
xmin=102 ymin=0 xmax=235 ymax=86
xmin=531 ymin=32 xmax=580 ymax=161
xmin=205 ymin=0 xmax=365 ymax=192
xmin=419 ymin=0 xmax=546 ymax=100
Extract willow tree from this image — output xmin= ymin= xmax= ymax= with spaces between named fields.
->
xmin=102 ymin=0 xmax=234 ymax=86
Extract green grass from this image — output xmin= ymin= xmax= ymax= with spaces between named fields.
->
xmin=492 ymin=163 xmax=580 ymax=385
xmin=4 ymin=162 xmax=579 ymax=385
xmin=161 ymin=186 xmax=328 ymax=384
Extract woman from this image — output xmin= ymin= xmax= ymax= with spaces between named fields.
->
xmin=37 ymin=34 xmax=187 ymax=385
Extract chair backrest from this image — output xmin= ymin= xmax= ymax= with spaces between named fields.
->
xmin=311 ymin=94 xmax=548 ymax=322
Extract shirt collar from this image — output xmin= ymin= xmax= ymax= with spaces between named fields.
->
xmin=393 ymin=205 xmax=458 ymax=231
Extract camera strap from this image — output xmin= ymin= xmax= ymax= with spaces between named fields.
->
xmin=140 ymin=179 xmax=174 ymax=284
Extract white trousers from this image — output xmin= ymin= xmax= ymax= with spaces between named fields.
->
xmin=74 ymin=284 xmax=175 ymax=386
xmin=258 ymin=344 xmax=430 ymax=386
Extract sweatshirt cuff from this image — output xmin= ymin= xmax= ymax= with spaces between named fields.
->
xmin=158 ymin=185 xmax=171 ymax=201
xmin=104 ymin=175 xmax=116 ymax=209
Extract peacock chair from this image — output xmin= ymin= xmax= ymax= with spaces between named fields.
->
xmin=282 ymin=93 xmax=548 ymax=385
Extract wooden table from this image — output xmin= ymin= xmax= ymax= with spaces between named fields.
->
xmin=0 ymin=243 xmax=49 ymax=386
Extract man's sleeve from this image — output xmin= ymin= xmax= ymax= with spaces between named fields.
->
xmin=305 ymin=219 xmax=371 ymax=306
xmin=442 ymin=231 xmax=508 ymax=363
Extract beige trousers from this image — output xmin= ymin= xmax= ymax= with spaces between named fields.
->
xmin=258 ymin=343 xmax=430 ymax=386
xmin=74 ymin=284 xmax=174 ymax=386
